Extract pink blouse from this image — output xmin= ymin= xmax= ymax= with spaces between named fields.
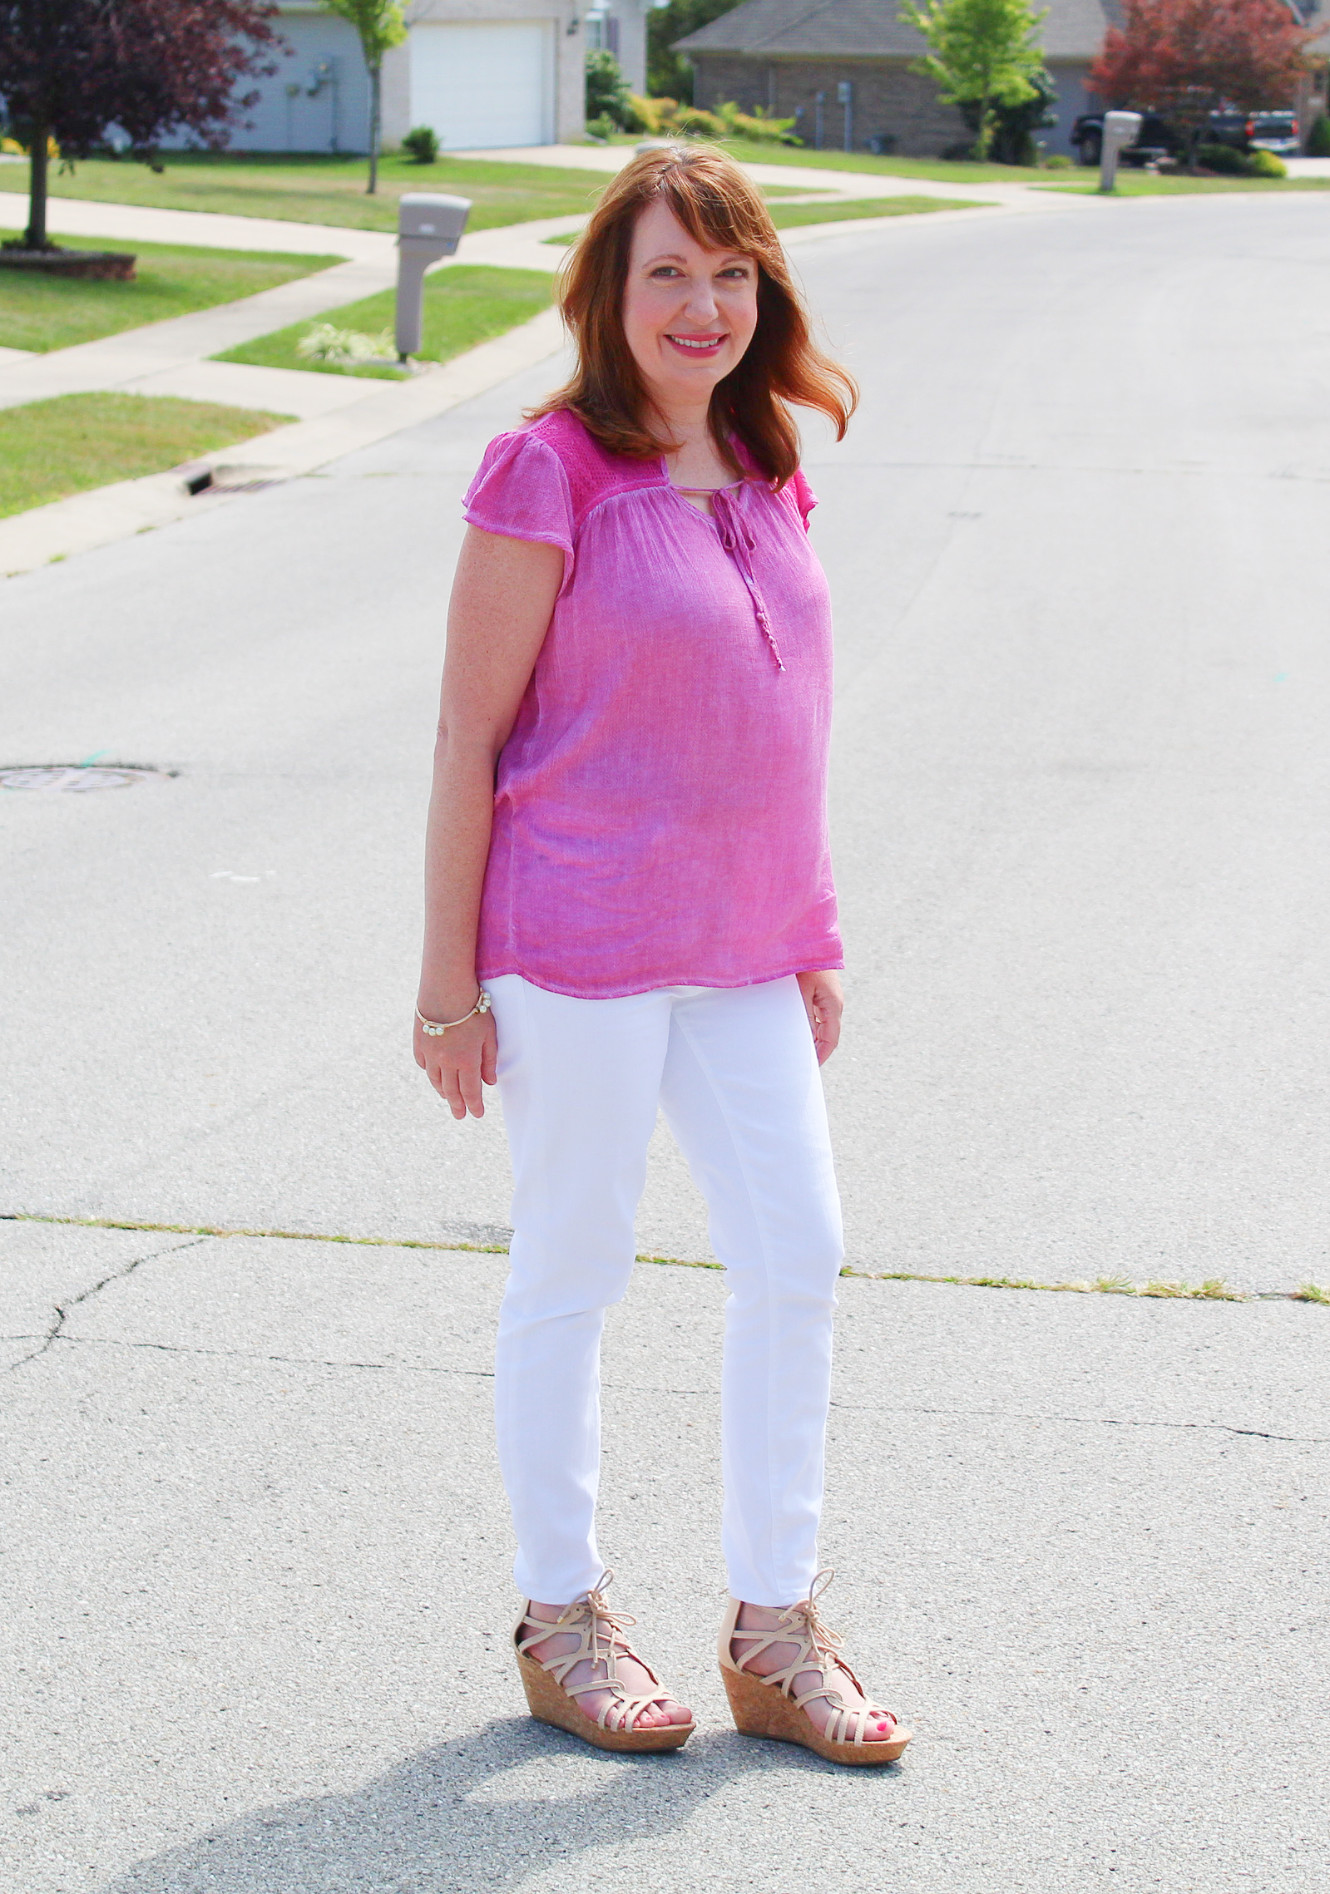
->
xmin=462 ymin=408 xmax=841 ymax=999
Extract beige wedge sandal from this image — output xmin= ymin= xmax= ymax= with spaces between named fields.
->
xmin=719 ymin=1570 xmax=912 ymax=1766
xmin=515 ymin=1570 xmax=695 ymax=1753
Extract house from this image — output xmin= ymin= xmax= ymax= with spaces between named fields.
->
xmin=586 ymin=2 xmax=650 ymax=95
xmin=211 ymin=0 xmax=649 ymax=155
xmin=674 ymin=0 xmax=1129 ymax=158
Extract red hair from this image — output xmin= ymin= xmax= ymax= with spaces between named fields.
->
xmin=528 ymin=144 xmax=857 ymax=485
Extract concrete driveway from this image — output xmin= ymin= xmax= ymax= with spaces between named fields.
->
xmin=3 ymin=192 xmax=1328 ymax=1892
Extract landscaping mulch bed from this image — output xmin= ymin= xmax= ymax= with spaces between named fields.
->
xmin=0 ymin=245 xmax=137 ymax=279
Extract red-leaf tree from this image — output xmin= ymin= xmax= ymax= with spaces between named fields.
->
xmin=0 ymin=0 xmax=283 ymax=250
xmin=1089 ymin=0 xmax=1314 ymax=168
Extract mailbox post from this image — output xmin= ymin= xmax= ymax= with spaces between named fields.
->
xmin=396 ymin=193 xmax=471 ymax=363
xmin=1099 ymin=111 xmax=1142 ymax=193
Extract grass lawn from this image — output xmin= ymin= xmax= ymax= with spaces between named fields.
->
xmin=0 ymin=231 xmax=343 ymax=352
xmin=0 ymin=391 xmax=292 ymax=519
xmin=1037 ymin=172 xmax=1330 ymax=195
xmin=611 ymin=134 xmax=1330 ymax=193
xmin=544 ymin=193 xmax=987 ymax=244
xmin=543 ymin=192 xmax=985 ymax=242
xmin=603 ymin=133 xmax=1049 ymax=185
xmin=0 ymin=151 xmax=608 ymax=233
xmin=767 ymin=193 xmax=986 ymax=226
xmin=215 ymin=263 xmax=554 ymax=378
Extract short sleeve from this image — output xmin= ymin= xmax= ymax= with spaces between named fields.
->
xmin=788 ymin=467 xmax=818 ymax=532
xmin=463 ymin=429 xmax=576 ymax=577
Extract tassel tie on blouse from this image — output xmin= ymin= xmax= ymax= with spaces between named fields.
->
xmin=712 ymin=486 xmax=785 ymax=671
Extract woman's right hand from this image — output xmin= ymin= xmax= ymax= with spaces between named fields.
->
xmin=414 ymin=999 xmax=498 ymax=1119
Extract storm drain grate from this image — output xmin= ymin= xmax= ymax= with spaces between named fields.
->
xmin=0 ymin=765 xmax=173 ymax=792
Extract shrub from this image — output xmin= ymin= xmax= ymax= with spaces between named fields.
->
xmin=586 ymin=49 xmax=635 ymax=130
xmin=1307 ymin=113 xmax=1330 ymax=156
xmin=672 ymin=104 xmax=725 ymax=137
xmin=401 ymin=124 xmax=439 ymax=164
xmin=713 ymin=99 xmax=801 ymax=144
xmin=1044 ymin=151 xmax=1072 ymax=168
xmin=297 ymin=323 xmax=397 ymax=366
xmin=958 ymin=64 xmax=1058 ymax=165
xmin=584 ymin=112 xmax=617 ymax=143
xmin=1195 ymin=141 xmax=1286 ymax=177
xmin=1195 ymin=140 xmax=1249 ymax=173
xmin=626 ymin=93 xmax=676 ymax=135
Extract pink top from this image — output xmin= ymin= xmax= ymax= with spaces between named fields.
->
xmin=463 ymin=408 xmax=842 ymax=999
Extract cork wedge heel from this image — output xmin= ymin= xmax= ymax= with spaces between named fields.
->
xmin=515 ymin=1571 xmax=694 ymax=1754
xmin=719 ymin=1571 xmax=911 ymax=1767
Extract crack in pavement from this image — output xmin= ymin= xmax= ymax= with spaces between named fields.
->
xmin=6 ymin=1213 xmax=1328 ymax=1305
xmin=4 ymin=1236 xmax=210 ymax=1374
xmin=829 ymin=1399 xmax=1329 ymax=1445
xmin=34 ymin=1331 xmax=499 ymax=1377
xmin=18 ymin=1331 xmax=1328 ymax=1443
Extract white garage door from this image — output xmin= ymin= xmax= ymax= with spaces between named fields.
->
xmin=410 ymin=21 xmax=553 ymax=150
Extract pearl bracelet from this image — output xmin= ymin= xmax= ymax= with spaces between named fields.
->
xmin=415 ymin=990 xmax=492 ymax=1036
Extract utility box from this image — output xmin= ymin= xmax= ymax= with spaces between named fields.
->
xmin=396 ymin=193 xmax=471 ymax=362
xmin=1099 ymin=111 xmax=1142 ymax=192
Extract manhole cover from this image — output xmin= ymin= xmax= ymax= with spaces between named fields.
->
xmin=0 ymin=765 xmax=170 ymax=792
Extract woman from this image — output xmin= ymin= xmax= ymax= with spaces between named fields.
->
xmin=415 ymin=144 xmax=910 ymax=1767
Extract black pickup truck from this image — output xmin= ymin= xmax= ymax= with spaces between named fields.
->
xmin=1070 ymin=108 xmax=1299 ymax=166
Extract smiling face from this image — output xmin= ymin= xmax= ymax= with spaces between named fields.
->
xmin=620 ymin=197 xmax=761 ymax=418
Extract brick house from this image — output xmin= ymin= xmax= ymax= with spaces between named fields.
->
xmin=674 ymin=0 xmax=1125 ymax=158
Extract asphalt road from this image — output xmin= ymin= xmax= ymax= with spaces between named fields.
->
xmin=3 ymin=192 xmax=1329 ymax=1892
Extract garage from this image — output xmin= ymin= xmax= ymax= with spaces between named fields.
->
xmin=410 ymin=20 xmax=554 ymax=150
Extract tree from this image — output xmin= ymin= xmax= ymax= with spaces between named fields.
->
xmin=900 ymin=0 xmax=1048 ymax=159
xmin=316 ymin=0 xmax=406 ymax=195
xmin=0 ymin=0 xmax=281 ymax=252
xmin=960 ymin=61 xmax=1056 ymax=162
xmin=1089 ymin=0 xmax=1313 ymax=170
xmin=648 ymin=0 xmax=740 ymax=104
xmin=586 ymin=48 xmax=634 ymax=132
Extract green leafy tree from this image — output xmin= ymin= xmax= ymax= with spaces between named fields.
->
xmin=960 ymin=62 xmax=1056 ymax=162
xmin=316 ymin=0 xmax=406 ymax=193
xmin=648 ymin=0 xmax=739 ymax=103
xmin=900 ymin=0 xmax=1048 ymax=159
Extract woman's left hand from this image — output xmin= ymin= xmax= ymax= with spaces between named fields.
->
xmin=797 ymin=970 xmax=843 ymax=1065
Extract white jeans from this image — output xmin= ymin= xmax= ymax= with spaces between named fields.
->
xmin=487 ymin=973 xmax=844 ymax=1609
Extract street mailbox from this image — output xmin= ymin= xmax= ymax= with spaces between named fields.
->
xmin=1099 ymin=110 xmax=1142 ymax=192
xmin=396 ymin=193 xmax=471 ymax=361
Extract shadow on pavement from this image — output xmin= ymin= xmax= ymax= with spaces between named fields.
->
xmin=100 ymin=1717 xmax=901 ymax=1891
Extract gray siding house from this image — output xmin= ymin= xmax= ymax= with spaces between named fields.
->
xmin=201 ymin=0 xmax=649 ymax=154
xmin=675 ymin=0 xmax=1122 ymax=157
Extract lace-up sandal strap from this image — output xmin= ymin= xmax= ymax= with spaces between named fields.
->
xmin=717 ymin=1576 xmax=912 ymax=1768
xmin=513 ymin=1574 xmax=694 ymax=1754
xmin=792 ymin=1679 xmax=894 ymax=1746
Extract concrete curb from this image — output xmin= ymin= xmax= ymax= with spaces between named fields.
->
xmin=0 ymin=178 xmax=1079 ymax=581
xmin=0 ymin=305 xmax=566 ymax=579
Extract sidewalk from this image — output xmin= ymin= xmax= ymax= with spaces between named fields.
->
xmin=0 ymin=182 xmax=1031 ymax=580
xmin=455 ymin=140 xmax=1055 ymax=210
xmin=0 ymin=201 xmax=592 ymax=577
xmin=0 ymin=201 xmax=580 ymax=422
xmin=0 ymin=304 xmax=566 ymax=577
